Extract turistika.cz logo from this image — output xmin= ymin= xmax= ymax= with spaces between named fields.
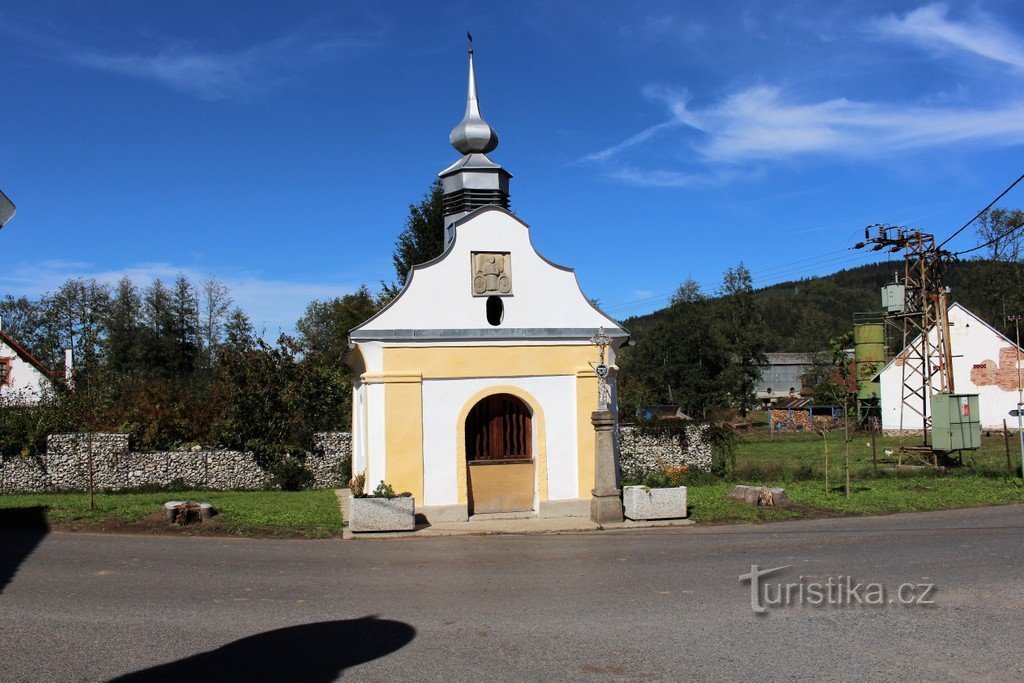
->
xmin=739 ymin=565 xmax=936 ymax=614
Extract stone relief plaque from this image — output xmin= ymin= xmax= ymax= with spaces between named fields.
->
xmin=471 ymin=252 xmax=512 ymax=296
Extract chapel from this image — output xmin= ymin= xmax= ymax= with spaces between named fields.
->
xmin=347 ymin=45 xmax=628 ymax=522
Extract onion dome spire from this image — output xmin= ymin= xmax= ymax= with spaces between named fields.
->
xmin=449 ymin=35 xmax=499 ymax=155
xmin=439 ymin=35 xmax=511 ymax=246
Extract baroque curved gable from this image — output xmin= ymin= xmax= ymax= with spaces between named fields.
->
xmin=351 ymin=206 xmax=626 ymax=341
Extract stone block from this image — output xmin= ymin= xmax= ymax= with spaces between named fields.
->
xmin=729 ymin=485 xmax=789 ymax=507
xmin=623 ymin=485 xmax=688 ymax=521
xmin=348 ymin=495 xmax=416 ymax=532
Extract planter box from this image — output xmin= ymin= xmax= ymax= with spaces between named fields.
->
xmin=623 ymin=485 xmax=687 ymax=521
xmin=348 ymin=494 xmax=416 ymax=532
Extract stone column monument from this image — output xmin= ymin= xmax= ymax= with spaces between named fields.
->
xmin=588 ymin=327 xmax=624 ymax=523
xmin=590 ymin=409 xmax=624 ymax=523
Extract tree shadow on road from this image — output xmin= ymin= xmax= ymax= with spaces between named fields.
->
xmin=0 ymin=506 xmax=49 ymax=595
xmin=110 ymin=616 xmax=416 ymax=682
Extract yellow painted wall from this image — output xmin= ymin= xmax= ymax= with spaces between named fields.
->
xmin=362 ymin=345 xmax=607 ymax=504
xmin=362 ymin=373 xmax=424 ymax=502
xmin=385 ymin=345 xmax=595 ymax=379
xmin=575 ymin=368 xmax=598 ymax=499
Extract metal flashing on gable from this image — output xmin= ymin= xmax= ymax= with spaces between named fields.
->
xmin=349 ymin=327 xmax=628 ymax=342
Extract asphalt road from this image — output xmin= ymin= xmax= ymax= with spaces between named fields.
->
xmin=1 ymin=505 xmax=1023 ymax=682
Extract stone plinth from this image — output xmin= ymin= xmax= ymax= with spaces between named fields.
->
xmin=591 ymin=410 xmax=624 ymax=524
xmin=623 ymin=485 xmax=688 ymax=520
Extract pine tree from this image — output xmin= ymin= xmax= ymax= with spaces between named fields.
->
xmin=104 ymin=276 xmax=143 ymax=375
xmin=385 ymin=179 xmax=446 ymax=296
xmin=170 ymin=274 xmax=199 ymax=375
xmin=222 ymin=307 xmax=255 ymax=354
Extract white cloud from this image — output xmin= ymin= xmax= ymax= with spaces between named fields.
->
xmin=873 ymin=3 xmax=1024 ymax=70
xmin=71 ymin=29 xmax=370 ymax=100
xmin=627 ymin=15 xmax=706 ymax=43
xmin=584 ymin=84 xmax=1024 ymax=183
xmin=0 ymin=260 xmax=356 ymax=335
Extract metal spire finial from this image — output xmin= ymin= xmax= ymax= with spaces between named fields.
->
xmin=449 ymin=36 xmax=499 ymax=155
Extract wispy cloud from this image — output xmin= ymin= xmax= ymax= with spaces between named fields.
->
xmin=585 ymin=3 xmax=1024 ymax=187
xmin=609 ymin=165 xmax=759 ymax=188
xmin=624 ymin=15 xmax=706 ymax=43
xmin=873 ymin=3 xmax=1024 ymax=70
xmin=71 ymin=28 xmax=373 ymax=101
xmin=0 ymin=260 xmax=356 ymax=335
xmin=584 ymin=85 xmax=1024 ymax=185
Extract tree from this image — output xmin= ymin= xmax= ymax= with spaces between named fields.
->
xmin=170 ymin=274 xmax=200 ymax=375
xmin=104 ymin=277 xmax=143 ymax=375
xmin=296 ymin=286 xmax=380 ymax=363
xmin=717 ymin=263 xmax=767 ymax=415
xmin=619 ymin=299 xmax=733 ymax=419
xmin=42 ymin=278 xmax=110 ymax=373
xmin=669 ymin=277 xmax=704 ymax=305
xmin=385 ymin=179 xmax=445 ymax=296
xmin=199 ymin=277 xmax=232 ymax=367
xmin=977 ymin=207 xmax=1024 ymax=262
xmin=222 ymin=307 xmax=255 ymax=354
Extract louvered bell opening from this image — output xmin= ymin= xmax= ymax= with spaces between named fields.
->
xmin=443 ymin=188 xmax=510 ymax=217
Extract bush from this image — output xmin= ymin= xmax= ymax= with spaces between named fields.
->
xmin=371 ymin=481 xmax=411 ymax=499
xmin=270 ymin=457 xmax=314 ymax=491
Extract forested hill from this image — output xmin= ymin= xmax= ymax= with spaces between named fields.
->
xmin=623 ymin=259 xmax=1023 ymax=353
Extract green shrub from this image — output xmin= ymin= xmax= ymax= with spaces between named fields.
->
xmin=270 ymin=457 xmax=314 ymax=491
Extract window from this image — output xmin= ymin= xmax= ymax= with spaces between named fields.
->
xmin=486 ymin=295 xmax=503 ymax=326
xmin=465 ymin=394 xmax=532 ymax=461
xmin=0 ymin=358 xmax=11 ymax=386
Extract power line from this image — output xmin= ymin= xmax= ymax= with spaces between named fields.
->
xmin=937 ymin=171 xmax=1024 ymax=249
xmin=953 ymin=220 xmax=1024 ymax=257
xmin=605 ymin=250 xmax=881 ymax=316
xmin=602 ymin=247 xmax=864 ymax=313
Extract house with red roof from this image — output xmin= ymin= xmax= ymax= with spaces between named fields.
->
xmin=0 ymin=329 xmax=55 ymax=405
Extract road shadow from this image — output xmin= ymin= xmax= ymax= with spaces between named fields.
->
xmin=0 ymin=506 xmax=49 ymax=595
xmin=111 ymin=616 xmax=416 ymax=682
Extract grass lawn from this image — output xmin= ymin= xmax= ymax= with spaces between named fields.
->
xmin=687 ymin=476 xmax=1024 ymax=524
xmin=0 ymin=489 xmax=343 ymax=538
xmin=680 ymin=426 xmax=1024 ymax=525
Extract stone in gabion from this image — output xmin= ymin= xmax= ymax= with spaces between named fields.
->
xmin=617 ymin=424 xmax=712 ymax=483
xmin=0 ymin=432 xmax=353 ymax=494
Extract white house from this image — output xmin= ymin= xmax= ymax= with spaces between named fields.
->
xmin=879 ymin=303 xmax=1024 ymax=430
xmin=346 ymin=47 xmax=628 ymax=522
xmin=0 ymin=329 xmax=54 ymax=405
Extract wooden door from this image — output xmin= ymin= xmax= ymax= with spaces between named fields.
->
xmin=465 ymin=394 xmax=532 ymax=462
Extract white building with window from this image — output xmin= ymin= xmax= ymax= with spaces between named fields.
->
xmin=0 ymin=329 xmax=54 ymax=405
xmin=878 ymin=303 xmax=1024 ymax=430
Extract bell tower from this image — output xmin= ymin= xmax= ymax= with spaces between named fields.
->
xmin=439 ymin=38 xmax=512 ymax=247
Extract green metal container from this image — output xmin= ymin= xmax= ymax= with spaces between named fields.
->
xmin=854 ymin=323 xmax=885 ymax=400
xmin=931 ymin=392 xmax=981 ymax=451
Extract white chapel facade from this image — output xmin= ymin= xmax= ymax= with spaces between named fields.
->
xmin=347 ymin=46 xmax=628 ymax=522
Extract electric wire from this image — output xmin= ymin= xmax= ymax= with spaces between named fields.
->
xmin=936 ymin=171 xmax=1024 ymax=249
xmin=953 ymin=220 xmax=1024 ymax=257
xmin=602 ymin=247 xmax=867 ymax=313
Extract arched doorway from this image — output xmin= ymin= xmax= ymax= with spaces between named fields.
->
xmin=465 ymin=393 xmax=535 ymax=514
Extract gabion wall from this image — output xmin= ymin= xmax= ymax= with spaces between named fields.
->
xmin=617 ymin=424 xmax=712 ymax=482
xmin=0 ymin=432 xmax=351 ymax=494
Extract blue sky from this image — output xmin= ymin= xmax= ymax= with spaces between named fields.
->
xmin=2 ymin=1 xmax=1024 ymax=333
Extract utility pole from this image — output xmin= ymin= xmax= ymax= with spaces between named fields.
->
xmin=854 ymin=225 xmax=954 ymax=465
